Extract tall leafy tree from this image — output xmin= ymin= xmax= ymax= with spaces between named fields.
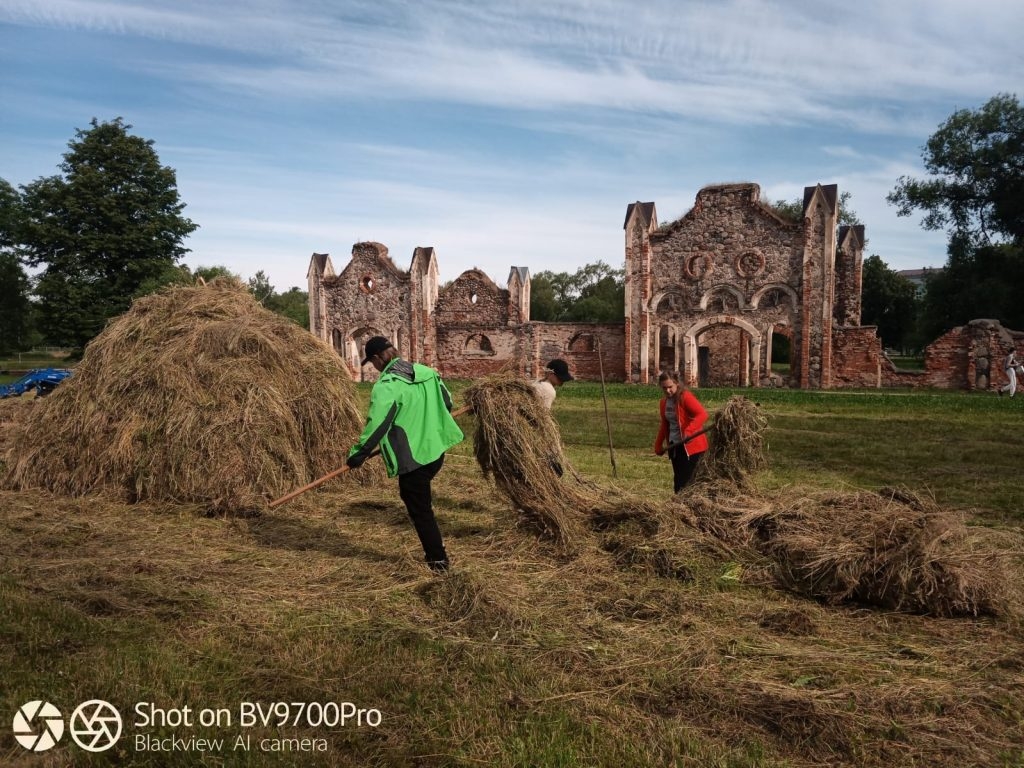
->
xmin=0 ymin=178 xmax=33 ymax=354
xmin=18 ymin=118 xmax=197 ymax=349
xmin=529 ymin=273 xmax=560 ymax=321
xmin=917 ymin=241 xmax=1024 ymax=340
xmin=888 ymin=94 xmax=1024 ymax=335
xmin=860 ymin=255 xmax=920 ymax=352
xmin=888 ymin=93 xmax=1024 ymax=247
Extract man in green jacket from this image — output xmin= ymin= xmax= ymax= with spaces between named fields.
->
xmin=347 ymin=336 xmax=464 ymax=573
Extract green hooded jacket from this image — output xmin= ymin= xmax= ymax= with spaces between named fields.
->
xmin=347 ymin=359 xmax=464 ymax=477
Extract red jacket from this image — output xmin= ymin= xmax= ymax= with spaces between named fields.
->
xmin=654 ymin=390 xmax=709 ymax=457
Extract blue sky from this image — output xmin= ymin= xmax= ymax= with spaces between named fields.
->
xmin=2 ymin=0 xmax=1021 ymax=292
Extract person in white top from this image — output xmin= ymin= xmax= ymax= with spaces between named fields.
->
xmin=999 ymin=348 xmax=1019 ymax=398
xmin=530 ymin=359 xmax=574 ymax=410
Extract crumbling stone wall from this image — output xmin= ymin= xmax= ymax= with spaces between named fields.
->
xmin=624 ymin=182 xmax=852 ymax=388
xmin=831 ymin=326 xmax=883 ymax=388
xmin=307 ymin=243 xmax=627 ymax=382
xmin=306 ymin=200 xmax=1018 ymax=390
xmin=881 ymin=319 xmax=1022 ymax=391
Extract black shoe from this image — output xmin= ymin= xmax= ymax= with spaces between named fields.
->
xmin=427 ymin=559 xmax=450 ymax=574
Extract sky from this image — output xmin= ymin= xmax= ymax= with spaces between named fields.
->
xmin=2 ymin=0 xmax=1022 ymax=293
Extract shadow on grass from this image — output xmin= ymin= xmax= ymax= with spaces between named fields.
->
xmin=245 ymin=514 xmax=394 ymax=562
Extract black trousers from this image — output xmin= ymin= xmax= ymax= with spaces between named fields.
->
xmin=397 ymin=454 xmax=447 ymax=564
xmin=669 ymin=447 xmax=703 ymax=493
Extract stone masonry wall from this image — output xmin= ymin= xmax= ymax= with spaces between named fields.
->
xmin=627 ymin=183 xmax=836 ymax=389
xmin=881 ymin=320 xmax=1022 ymax=391
xmin=831 ymin=326 xmax=882 ymax=388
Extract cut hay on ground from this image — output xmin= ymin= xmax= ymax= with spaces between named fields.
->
xmin=463 ymin=371 xmax=588 ymax=552
xmin=694 ymin=485 xmax=1016 ymax=617
xmin=693 ymin=395 xmax=768 ymax=487
xmin=1 ymin=279 xmax=379 ymax=514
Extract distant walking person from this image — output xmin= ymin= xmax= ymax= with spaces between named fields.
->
xmin=999 ymin=348 xmax=1019 ymax=398
xmin=347 ymin=336 xmax=464 ymax=573
xmin=653 ymin=371 xmax=709 ymax=492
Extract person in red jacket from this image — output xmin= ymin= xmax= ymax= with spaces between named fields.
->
xmin=653 ymin=371 xmax=709 ymax=492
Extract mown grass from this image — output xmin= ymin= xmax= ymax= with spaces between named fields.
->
xmin=2 ymin=383 xmax=1023 ymax=767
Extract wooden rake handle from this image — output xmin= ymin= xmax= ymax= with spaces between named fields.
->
xmin=268 ymin=404 xmax=474 ymax=509
xmin=665 ymin=423 xmax=714 ymax=453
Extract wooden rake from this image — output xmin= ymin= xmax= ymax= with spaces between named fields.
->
xmin=268 ymin=404 xmax=473 ymax=509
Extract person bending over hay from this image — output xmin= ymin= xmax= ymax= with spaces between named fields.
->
xmin=463 ymin=371 xmax=588 ymax=553
xmin=1 ymin=279 xmax=377 ymax=514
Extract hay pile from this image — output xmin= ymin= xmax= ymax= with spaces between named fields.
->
xmin=0 ymin=393 xmax=36 ymax=460
xmin=694 ymin=485 xmax=1014 ymax=617
xmin=1 ymin=279 xmax=377 ymax=513
xmin=463 ymin=371 xmax=588 ymax=552
xmin=694 ymin=395 xmax=768 ymax=486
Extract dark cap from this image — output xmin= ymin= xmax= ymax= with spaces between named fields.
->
xmin=361 ymin=336 xmax=393 ymax=365
xmin=546 ymin=359 xmax=573 ymax=382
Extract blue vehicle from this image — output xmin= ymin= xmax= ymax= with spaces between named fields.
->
xmin=0 ymin=368 xmax=73 ymax=398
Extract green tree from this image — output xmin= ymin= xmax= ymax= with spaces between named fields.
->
xmin=529 ymin=273 xmax=560 ymax=321
xmin=530 ymin=261 xmax=624 ymax=322
xmin=248 ymin=270 xmax=308 ymax=328
xmin=771 ymin=190 xmax=861 ymax=227
xmin=888 ymin=93 xmax=1024 ymax=247
xmin=0 ymin=178 xmax=34 ymax=353
xmin=18 ymin=118 xmax=197 ymax=349
xmin=562 ymin=275 xmax=624 ymax=322
xmin=267 ymin=287 xmax=310 ymax=329
xmin=0 ymin=254 xmax=33 ymax=354
xmin=860 ymin=255 xmax=920 ymax=352
xmin=247 ymin=270 xmax=274 ymax=303
xmin=888 ymin=94 xmax=1024 ymax=335
xmin=917 ymin=241 xmax=1024 ymax=340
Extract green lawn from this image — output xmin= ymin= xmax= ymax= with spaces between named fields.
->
xmin=1 ymin=382 xmax=1022 ymax=767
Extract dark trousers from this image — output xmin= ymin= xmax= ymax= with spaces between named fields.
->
xmin=397 ymin=454 xmax=447 ymax=564
xmin=669 ymin=447 xmax=703 ymax=493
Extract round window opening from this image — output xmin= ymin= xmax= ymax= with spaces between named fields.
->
xmin=361 ymin=275 xmax=375 ymax=293
xmin=469 ymin=293 xmax=478 ymax=304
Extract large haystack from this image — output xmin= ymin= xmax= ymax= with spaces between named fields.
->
xmin=1 ymin=279 xmax=377 ymax=513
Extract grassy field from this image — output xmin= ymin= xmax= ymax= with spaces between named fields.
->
xmin=1 ymin=383 xmax=1023 ymax=767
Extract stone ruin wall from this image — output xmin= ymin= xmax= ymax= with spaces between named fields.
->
xmin=880 ymin=320 xmax=1022 ymax=391
xmin=307 ymin=192 xmax=1018 ymax=391
xmin=307 ymin=241 xmax=627 ymax=382
xmin=627 ymin=183 xmax=843 ymax=389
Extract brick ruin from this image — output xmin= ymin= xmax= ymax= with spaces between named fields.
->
xmin=307 ymin=244 xmax=624 ymax=383
xmin=307 ymin=181 xmax=1020 ymax=390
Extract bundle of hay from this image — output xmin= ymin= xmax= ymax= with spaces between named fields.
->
xmin=694 ymin=395 xmax=768 ymax=487
xmin=737 ymin=487 xmax=1013 ymax=617
xmin=1 ymin=279 xmax=378 ymax=513
xmin=463 ymin=371 xmax=587 ymax=552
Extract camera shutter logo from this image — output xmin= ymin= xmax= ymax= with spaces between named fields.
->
xmin=69 ymin=699 xmax=122 ymax=752
xmin=13 ymin=700 xmax=64 ymax=752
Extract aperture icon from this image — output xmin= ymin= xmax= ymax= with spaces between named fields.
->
xmin=13 ymin=700 xmax=64 ymax=752
xmin=69 ymin=699 xmax=122 ymax=752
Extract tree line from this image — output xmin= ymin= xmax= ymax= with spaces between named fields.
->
xmin=0 ymin=118 xmax=307 ymax=357
xmin=2 ymin=96 xmax=1022 ymax=357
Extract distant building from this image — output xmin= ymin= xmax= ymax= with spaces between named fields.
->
xmin=896 ymin=268 xmax=942 ymax=297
